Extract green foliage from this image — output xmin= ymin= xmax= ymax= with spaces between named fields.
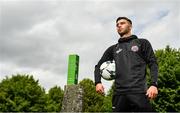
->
xmin=46 ymin=86 xmax=64 ymax=111
xmin=149 ymin=46 xmax=180 ymax=112
xmin=0 ymin=74 xmax=46 ymax=111
xmin=79 ymin=78 xmax=107 ymax=112
xmin=0 ymin=74 xmax=64 ymax=112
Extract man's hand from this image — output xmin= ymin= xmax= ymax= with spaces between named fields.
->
xmin=96 ymin=83 xmax=104 ymax=95
xmin=146 ymin=86 xmax=158 ymax=100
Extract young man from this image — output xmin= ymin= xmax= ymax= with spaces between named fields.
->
xmin=94 ymin=17 xmax=158 ymax=112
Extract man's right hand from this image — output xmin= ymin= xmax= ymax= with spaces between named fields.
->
xmin=96 ymin=83 xmax=104 ymax=95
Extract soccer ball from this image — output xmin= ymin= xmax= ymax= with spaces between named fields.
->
xmin=100 ymin=60 xmax=116 ymax=80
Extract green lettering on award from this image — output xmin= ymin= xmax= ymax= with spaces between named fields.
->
xmin=67 ymin=54 xmax=79 ymax=85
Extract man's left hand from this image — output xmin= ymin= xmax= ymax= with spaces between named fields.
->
xmin=146 ymin=86 xmax=158 ymax=100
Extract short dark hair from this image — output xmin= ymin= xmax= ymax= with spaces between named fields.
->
xmin=116 ymin=17 xmax=132 ymax=25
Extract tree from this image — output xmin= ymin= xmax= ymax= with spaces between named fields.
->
xmin=0 ymin=74 xmax=47 ymax=111
xmin=150 ymin=46 xmax=180 ymax=112
xmin=79 ymin=78 xmax=105 ymax=112
xmin=46 ymin=85 xmax=64 ymax=111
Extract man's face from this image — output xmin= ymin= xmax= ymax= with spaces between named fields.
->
xmin=116 ymin=19 xmax=132 ymax=36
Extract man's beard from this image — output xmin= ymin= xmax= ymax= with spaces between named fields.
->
xmin=118 ymin=30 xmax=128 ymax=37
xmin=118 ymin=32 xmax=126 ymax=37
xmin=118 ymin=28 xmax=130 ymax=37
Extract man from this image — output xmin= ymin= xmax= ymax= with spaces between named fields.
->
xmin=94 ymin=17 xmax=158 ymax=112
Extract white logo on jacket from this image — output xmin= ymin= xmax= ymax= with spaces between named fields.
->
xmin=116 ymin=48 xmax=122 ymax=54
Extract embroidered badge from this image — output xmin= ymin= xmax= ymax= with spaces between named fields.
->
xmin=131 ymin=45 xmax=139 ymax=52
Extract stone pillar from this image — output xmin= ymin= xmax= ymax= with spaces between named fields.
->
xmin=61 ymin=85 xmax=83 ymax=112
xmin=61 ymin=54 xmax=83 ymax=112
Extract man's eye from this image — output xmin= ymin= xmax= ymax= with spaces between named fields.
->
xmin=116 ymin=23 xmax=121 ymax=27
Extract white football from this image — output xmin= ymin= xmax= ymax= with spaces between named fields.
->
xmin=100 ymin=60 xmax=116 ymax=80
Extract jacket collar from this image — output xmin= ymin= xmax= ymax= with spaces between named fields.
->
xmin=118 ymin=35 xmax=138 ymax=43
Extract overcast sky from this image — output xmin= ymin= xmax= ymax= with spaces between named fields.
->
xmin=0 ymin=0 xmax=180 ymax=93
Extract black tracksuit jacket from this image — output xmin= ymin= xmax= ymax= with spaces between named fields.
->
xmin=94 ymin=35 xmax=158 ymax=95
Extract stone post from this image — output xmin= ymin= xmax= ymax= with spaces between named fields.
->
xmin=61 ymin=85 xmax=83 ymax=112
xmin=61 ymin=54 xmax=83 ymax=112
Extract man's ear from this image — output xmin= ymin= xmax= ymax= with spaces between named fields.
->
xmin=129 ymin=24 xmax=132 ymax=30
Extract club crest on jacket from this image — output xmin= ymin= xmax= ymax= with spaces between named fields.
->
xmin=131 ymin=45 xmax=139 ymax=52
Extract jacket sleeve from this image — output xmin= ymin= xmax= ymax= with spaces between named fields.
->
xmin=142 ymin=39 xmax=158 ymax=87
xmin=94 ymin=45 xmax=114 ymax=86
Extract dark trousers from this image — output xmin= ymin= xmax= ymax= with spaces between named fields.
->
xmin=112 ymin=93 xmax=154 ymax=112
